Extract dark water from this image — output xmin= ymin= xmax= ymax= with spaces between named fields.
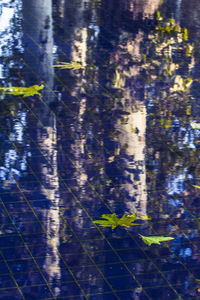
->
xmin=0 ymin=0 xmax=200 ymax=299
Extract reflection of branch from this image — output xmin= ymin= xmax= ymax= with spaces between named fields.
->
xmin=112 ymin=69 xmax=125 ymax=89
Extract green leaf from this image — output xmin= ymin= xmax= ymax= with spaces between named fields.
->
xmin=93 ymin=213 xmax=118 ymax=229
xmin=192 ymin=185 xmax=200 ymax=189
xmin=118 ymin=214 xmax=139 ymax=227
xmin=53 ymin=61 xmax=85 ymax=70
xmin=92 ymin=220 xmax=117 ymax=229
xmin=93 ymin=213 xmax=140 ymax=229
xmin=139 ymin=234 xmax=174 ymax=246
xmin=0 ymin=85 xmax=44 ymax=98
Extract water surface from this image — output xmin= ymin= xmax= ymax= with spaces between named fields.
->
xmin=0 ymin=0 xmax=200 ymax=299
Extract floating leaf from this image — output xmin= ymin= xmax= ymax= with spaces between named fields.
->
xmin=117 ymin=214 xmax=139 ymax=227
xmin=192 ymin=185 xmax=200 ymax=189
xmin=0 ymin=85 xmax=44 ymax=98
xmin=139 ymin=234 xmax=174 ymax=246
xmin=93 ymin=213 xmax=119 ymax=229
xmin=93 ymin=213 xmax=140 ymax=229
xmin=53 ymin=61 xmax=85 ymax=70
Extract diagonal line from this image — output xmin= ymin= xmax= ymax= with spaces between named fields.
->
xmin=8 ymin=75 xmax=182 ymax=298
xmin=0 ymin=197 xmax=57 ymax=299
xmin=1 ymin=6 xmax=191 ymax=298
xmin=0 ymin=64 xmax=151 ymax=298
xmin=0 ymin=157 xmax=89 ymax=299
xmin=0 ymin=100 xmax=152 ymax=298
xmin=0 ymin=127 xmax=123 ymax=300
xmin=0 ymin=249 xmax=25 ymax=299
xmin=4 ymin=44 xmax=177 ymax=299
xmin=1 ymin=47 xmax=152 ymax=298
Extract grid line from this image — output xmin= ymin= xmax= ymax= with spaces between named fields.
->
xmin=0 ymin=3 xmax=197 ymax=298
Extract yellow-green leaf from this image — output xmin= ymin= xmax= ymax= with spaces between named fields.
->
xmin=53 ymin=61 xmax=85 ymax=70
xmin=0 ymin=85 xmax=44 ymax=98
xmin=93 ymin=213 xmax=140 ymax=229
xmin=139 ymin=234 xmax=174 ymax=246
xmin=118 ymin=214 xmax=140 ymax=227
xmin=93 ymin=213 xmax=118 ymax=229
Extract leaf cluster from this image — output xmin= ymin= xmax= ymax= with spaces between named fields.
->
xmin=93 ymin=213 xmax=174 ymax=246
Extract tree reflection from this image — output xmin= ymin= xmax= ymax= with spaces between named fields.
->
xmin=0 ymin=0 xmax=200 ymax=298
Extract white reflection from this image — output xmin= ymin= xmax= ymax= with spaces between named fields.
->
xmin=116 ymin=103 xmax=147 ymax=215
xmin=0 ymin=6 xmax=14 ymax=32
xmin=39 ymin=121 xmax=61 ymax=297
xmin=22 ymin=0 xmax=60 ymax=295
xmin=9 ymin=112 xmax=27 ymax=143
xmin=0 ymin=0 xmax=23 ymax=56
xmin=69 ymin=0 xmax=92 ymax=188
xmin=176 ymin=0 xmax=182 ymax=22
xmin=112 ymin=0 xmax=161 ymax=216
